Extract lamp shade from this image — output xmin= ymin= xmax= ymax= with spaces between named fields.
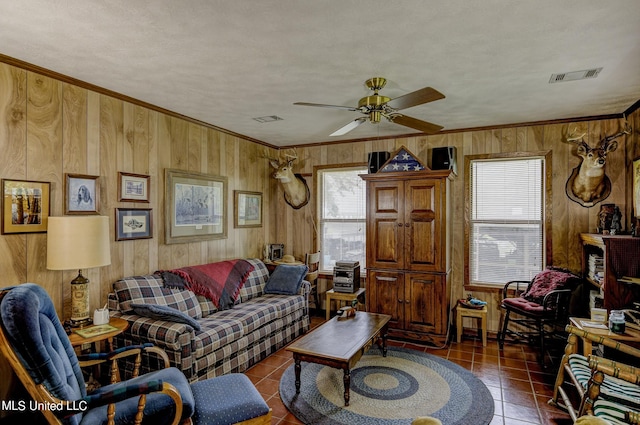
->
xmin=47 ymin=216 xmax=111 ymax=270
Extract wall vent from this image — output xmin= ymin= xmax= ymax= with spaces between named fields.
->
xmin=253 ymin=115 xmax=283 ymax=123
xmin=549 ymin=68 xmax=602 ymax=83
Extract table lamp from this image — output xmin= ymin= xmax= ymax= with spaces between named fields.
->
xmin=47 ymin=216 xmax=111 ymax=327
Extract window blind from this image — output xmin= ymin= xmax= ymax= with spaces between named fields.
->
xmin=469 ymin=158 xmax=544 ymax=285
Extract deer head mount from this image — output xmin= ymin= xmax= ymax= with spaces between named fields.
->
xmin=564 ymin=123 xmax=631 ymax=207
xmin=269 ymin=151 xmax=310 ymax=209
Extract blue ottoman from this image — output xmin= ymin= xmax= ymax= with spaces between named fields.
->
xmin=190 ymin=373 xmax=271 ymax=425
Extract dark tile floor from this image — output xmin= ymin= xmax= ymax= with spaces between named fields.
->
xmin=245 ymin=316 xmax=573 ymax=425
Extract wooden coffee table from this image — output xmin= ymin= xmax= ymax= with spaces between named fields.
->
xmin=286 ymin=312 xmax=391 ymax=406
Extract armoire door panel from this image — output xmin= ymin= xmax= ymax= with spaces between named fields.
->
xmin=404 ymin=179 xmax=442 ymax=271
xmin=405 ymin=273 xmax=446 ymax=334
xmin=373 ymin=220 xmax=401 ymax=264
xmin=367 ymin=181 xmax=404 ymax=269
xmin=368 ymin=270 xmax=403 ymax=328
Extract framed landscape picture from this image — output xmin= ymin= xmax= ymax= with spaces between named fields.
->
xmin=115 ymin=208 xmax=152 ymax=241
xmin=1 ymin=179 xmax=50 ymax=234
xmin=234 ymin=190 xmax=262 ymax=228
xmin=65 ymin=173 xmax=99 ymax=214
xmin=165 ymin=169 xmax=227 ymax=244
xmin=118 ymin=172 xmax=150 ymax=202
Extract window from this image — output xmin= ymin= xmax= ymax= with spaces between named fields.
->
xmin=317 ymin=166 xmax=368 ymax=272
xmin=466 ymin=153 xmax=550 ymax=286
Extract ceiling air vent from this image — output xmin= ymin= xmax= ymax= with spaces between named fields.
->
xmin=253 ymin=115 xmax=283 ymax=123
xmin=549 ymin=68 xmax=602 ymax=83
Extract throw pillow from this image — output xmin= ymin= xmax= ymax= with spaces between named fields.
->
xmin=131 ymin=303 xmax=201 ymax=331
xmin=523 ymin=267 xmax=581 ymax=305
xmin=264 ymin=264 xmax=309 ymax=295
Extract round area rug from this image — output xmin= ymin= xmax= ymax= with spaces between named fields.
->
xmin=279 ymin=346 xmax=494 ymax=425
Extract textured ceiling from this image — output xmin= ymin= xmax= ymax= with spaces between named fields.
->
xmin=1 ymin=1 xmax=639 ymax=147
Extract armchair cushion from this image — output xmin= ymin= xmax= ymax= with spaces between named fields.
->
xmin=523 ymin=267 xmax=581 ymax=304
xmin=502 ymin=297 xmax=546 ymax=314
xmin=264 ymin=264 xmax=308 ymax=295
xmin=132 ymin=303 xmax=202 ymax=331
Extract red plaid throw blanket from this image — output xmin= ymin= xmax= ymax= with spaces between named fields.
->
xmin=165 ymin=260 xmax=254 ymax=310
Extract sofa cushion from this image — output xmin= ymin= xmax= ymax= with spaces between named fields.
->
xmin=264 ymin=264 xmax=308 ymax=295
xmin=238 ymin=259 xmax=270 ymax=302
xmin=114 ymin=275 xmax=202 ymax=319
xmin=193 ymin=318 xmax=245 ymax=357
xmin=131 ymin=303 xmax=202 ymax=331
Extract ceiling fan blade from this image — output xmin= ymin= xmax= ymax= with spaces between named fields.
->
xmin=386 ymin=87 xmax=445 ymax=110
xmin=389 ymin=114 xmax=443 ymax=134
xmin=330 ymin=117 xmax=367 ymax=136
xmin=294 ymin=102 xmax=358 ymax=112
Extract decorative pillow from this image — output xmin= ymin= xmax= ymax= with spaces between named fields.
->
xmin=523 ymin=267 xmax=582 ymax=305
xmin=264 ymin=264 xmax=309 ymax=295
xmin=131 ymin=303 xmax=201 ymax=331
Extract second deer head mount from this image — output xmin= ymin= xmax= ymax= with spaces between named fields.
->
xmin=564 ymin=122 xmax=632 ymax=207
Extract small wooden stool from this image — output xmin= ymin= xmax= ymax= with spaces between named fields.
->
xmin=325 ymin=288 xmax=366 ymax=320
xmin=456 ymin=305 xmax=487 ymax=346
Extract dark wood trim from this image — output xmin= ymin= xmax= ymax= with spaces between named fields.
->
xmin=624 ymin=98 xmax=640 ymax=117
xmin=3 ymin=53 xmax=635 ymax=151
xmin=0 ymin=53 xmax=278 ymax=150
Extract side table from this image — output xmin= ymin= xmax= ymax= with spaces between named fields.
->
xmin=456 ymin=305 xmax=487 ymax=346
xmin=68 ymin=316 xmax=129 ymax=352
xmin=569 ymin=317 xmax=640 ymax=356
xmin=325 ymin=288 xmax=366 ymax=321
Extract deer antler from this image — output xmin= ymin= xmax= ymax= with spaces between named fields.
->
xmin=599 ymin=122 xmax=632 ymax=146
xmin=565 ymin=125 xmax=587 ymax=144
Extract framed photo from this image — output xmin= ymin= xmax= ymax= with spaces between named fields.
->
xmin=234 ymin=191 xmax=262 ymax=228
xmin=1 ymin=179 xmax=50 ymax=234
xmin=633 ymin=156 xmax=640 ymax=219
xmin=115 ymin=208 xmax=153 ymax=241
xmin=165 ymin=169 xmax=227 ymax=244
xmin=65 ymin=173 xmax=99 ymax=214
xmin=118 ymin=172 xmax=150 ymax=202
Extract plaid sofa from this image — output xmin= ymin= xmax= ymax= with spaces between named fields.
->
xmin=108 ymin=258 xmax=309 ymax=382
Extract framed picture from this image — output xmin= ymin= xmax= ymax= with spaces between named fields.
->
xmin=165 ymin=169 xmax=227 ymax=244
xmin=115 ymin=208 xmax=153 ymax=241
xmin=234 ymin=191 xmax=262 ymax=228
xmin=65 ymin=173 xmax=99 ymax=214
xmin=118 ymin=172 xmax=150 ymax=202
xmin=633 ymin=156 xmax=640 ymax=219
xmin=1 ymin=179 xmax=51 ymax=234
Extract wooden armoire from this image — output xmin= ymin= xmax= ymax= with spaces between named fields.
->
xmin=360 ymin=168 xmax=452 ymax=345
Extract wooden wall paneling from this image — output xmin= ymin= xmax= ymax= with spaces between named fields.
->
xmin=131 ymin=105 xmax=151 ymax=276
xmin=501 ymin=127 xmax=517 ymax=153
xmin=156 ymin=114 xmax=173 ymax=270
xmin=0 ymin=64 xmax=28 ymax=285
xmin=121 ymin=102 xmax=136 ymax=279
xmin=26 ymin=72 xmax=63 ymax=313
xmin=100 ymin=95 xmax=124 ymax=296
xmin=147 ymin=110 xmax=159 ymax=273
xmin=187 ymin=123 xmax=204 ymax=264
xmin=545 ymin=123 xmax=569 ymax=268
xmin=168 ymin=117 xmax=190 ymax=267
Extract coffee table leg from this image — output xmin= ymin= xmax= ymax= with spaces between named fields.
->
xmin=381 ymin=326 xmax=388 ymax=357
xmin=343 ymin=367 xmax=350 ymax=406
xmin=294 ymin=357 xmax=301 ymax=394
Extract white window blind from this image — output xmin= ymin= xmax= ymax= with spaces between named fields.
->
xmin=318 ymin=167 xmax=367 ymax=272
xmin=469 ymin=157 xmax=544 ymax=285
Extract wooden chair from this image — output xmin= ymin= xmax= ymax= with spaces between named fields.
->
xmin=550 ymin=325 xmax=640 ymax=423
xmin=305 ymin=252 xmax=320 ymax=315
xmin=0 ymin=284 xmax=273 ymax=425
xmin=498 ymin=267 xmax=579 ymax=366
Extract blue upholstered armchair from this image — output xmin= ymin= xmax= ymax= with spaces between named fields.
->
xmin=0 ymin=284 xmax=195 ymax=425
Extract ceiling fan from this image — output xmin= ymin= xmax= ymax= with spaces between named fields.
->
xmin=294 ymin=77 xmax=445 ymax=136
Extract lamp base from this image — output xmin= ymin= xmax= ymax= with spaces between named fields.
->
xmin=65 ymin=318 xmax=93 ymax=329
xmin=69 ymin=270 xmax=91 ymax=328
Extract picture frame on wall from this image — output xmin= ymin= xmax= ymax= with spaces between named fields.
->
xmin=234 ymin=190 xmax=262 ymax=228
xmin=115 ymin=208 xmax=153 ymax=241
xmin=165 ymin=169 xmax=227 ymax=244
xmin=118 ymin=172 xmax=150 ymax=202
xmin=65 ymin=173 xmax=99 ymax=214
xmin=1 ymin=179 xmax=51 ymax=234
xmin=633 ymin=156 xmax=640 ymax=219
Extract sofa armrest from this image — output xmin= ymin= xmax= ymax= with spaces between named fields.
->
xmin=115 ymin=313 xmax=196 ymax=352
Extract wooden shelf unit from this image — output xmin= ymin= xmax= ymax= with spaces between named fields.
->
xmin=580 ymin=233 xmax=640 ymax=311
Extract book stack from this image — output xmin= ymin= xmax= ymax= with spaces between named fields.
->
xmin=587 ymin=253 xmax=604 ymax=285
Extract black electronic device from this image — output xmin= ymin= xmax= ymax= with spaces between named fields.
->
xmin=333 ymin=261 xmax=360 ymax=293
xmin=429 ymin=146 xmax=457 ymax=174
xmin=269 ymin=244 xmax=284 ymax=262
xmin=368 ymin=151 xmax=391 ymax=173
